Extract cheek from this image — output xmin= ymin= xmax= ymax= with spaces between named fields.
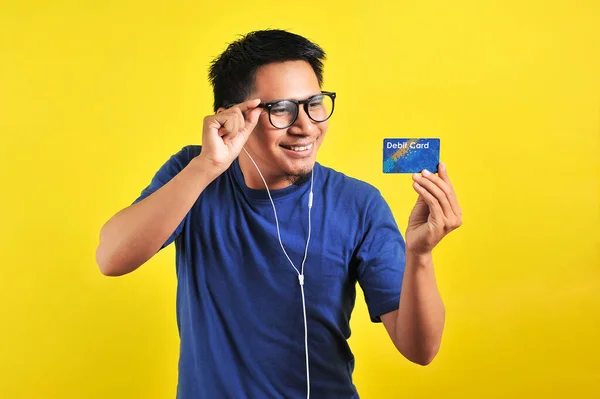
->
xmin=250 ymin=119 xmax=270 ymax=144
xmin=317 ymin=122 xmax=328 ymax=140
xmin=251 ymin=123 xmax=283 ymax=151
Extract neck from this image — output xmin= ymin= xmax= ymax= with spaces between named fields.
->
xmin=238 ymin=150 xmax=292 ymax=190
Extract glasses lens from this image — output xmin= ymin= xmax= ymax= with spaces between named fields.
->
xmin=269 ymin=101 xmax=297 ymax=128
xmin=307 ymin=94 xmax=333 ymax=122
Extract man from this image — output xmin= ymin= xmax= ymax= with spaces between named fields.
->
xmin=96 ymin=29 xmax=462 ymax=398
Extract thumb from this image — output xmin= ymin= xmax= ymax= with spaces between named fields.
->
xmin=231 ymin=110 xmax=261 ymax=148
xmin=231 ymin=104 xmax=263 ymax=150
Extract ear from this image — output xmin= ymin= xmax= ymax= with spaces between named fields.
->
xmin=217 ymin=102 xmax=237 ymax=114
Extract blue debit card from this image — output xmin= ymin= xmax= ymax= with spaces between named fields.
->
xmin=383 ymin=138 xmax=440 ymax=173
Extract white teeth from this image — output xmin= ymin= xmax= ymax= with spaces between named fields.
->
xmin=289 ymin=143 xmax=313 ymax=152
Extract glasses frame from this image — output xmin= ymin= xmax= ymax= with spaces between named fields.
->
xmin=257 ymin=91 xmax=337 ymax=129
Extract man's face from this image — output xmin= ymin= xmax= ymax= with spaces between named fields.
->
xmin=245 ymin=60 xmax=328 ymax=183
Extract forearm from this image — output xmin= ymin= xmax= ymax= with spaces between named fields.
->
xmin=395 ymin=251 xmax=445 ymax=365
xmin=96 ymin=155 xmax=220 ymax=276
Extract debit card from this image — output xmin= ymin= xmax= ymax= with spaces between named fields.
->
xmin=383 ymin=138 xmax=440 ymax=173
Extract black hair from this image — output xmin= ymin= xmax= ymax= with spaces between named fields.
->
xmin=208 ymin=29 xmax=326 ymax=112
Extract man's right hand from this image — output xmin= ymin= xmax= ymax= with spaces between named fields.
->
xmin=96 ymin=99 xmax=263 ymax=276
xmin=199 ymin=99 xmax=263 ymax=172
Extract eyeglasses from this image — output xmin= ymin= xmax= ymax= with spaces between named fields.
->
xmin=257 ymin=91 xmax=336 ymax=129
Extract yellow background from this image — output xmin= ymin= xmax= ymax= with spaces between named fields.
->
xmin=1 ymin=0 xmax=599 ymax=398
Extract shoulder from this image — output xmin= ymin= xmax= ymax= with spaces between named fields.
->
xmin=145 ymin=145 xmax=203 ymax=182
xmin=156 ymin=145 xmax=203 ymax=172
xmin=168 ymin=145 xmax=202 ymax=166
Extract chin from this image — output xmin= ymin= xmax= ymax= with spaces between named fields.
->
xmin=282 ymin=159 xmax=315 ymax=177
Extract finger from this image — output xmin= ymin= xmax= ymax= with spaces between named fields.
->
xmin=221 ymin=107 xmax=244 ymax=135
xmin=235 ymin=108 xmax=246 ymax=133
xmin=436 ymin=162 xmax=462 ymax=216
xmin=231 ymin=107 xmax=264 ymax=147
xmin=231 ymin=119 xmax=255 ymax=148
xmin=213 ymin=111 xmax=232 ymax=127
xmin=218 ymin=116 xmax=238 ymax=137
xmin=422 ymin=168 xmax=449 ymax=191
xmin=413 ymin=171 xmax=454 ymax=219
xmin=421 ymin=168 xmax=461 ymax=216
xmin=242 ymin=107 xmax=263 ymax=134
xmin=234 ymin=98 xmax=261 ymax=113
xmin=412 ymin=181 xmax=444 ymax=223
xmin=437 ymin=162 xmax=452 ymax=186
xmin=230 ymin=115 xmax=241 ymax=137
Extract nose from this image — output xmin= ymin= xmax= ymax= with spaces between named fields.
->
xmin=287 ymin=105 xmax=316 ymax=136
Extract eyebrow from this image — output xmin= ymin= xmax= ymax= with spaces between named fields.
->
xmin=263 ymin=92 xmax=322 ymax=103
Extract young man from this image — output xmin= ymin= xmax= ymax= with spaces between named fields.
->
xmin=96 ymin=29 xmax=462 ymax=399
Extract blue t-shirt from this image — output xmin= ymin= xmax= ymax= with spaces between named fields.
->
xmin=133 ymin=145 xmax=406 ymax=399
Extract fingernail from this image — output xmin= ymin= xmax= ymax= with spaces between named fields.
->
xmin=440 ymin=162 xmax=445 ymax=171
xmin=413 ymin=173 xmax=420 ymax=179
xmin=422 ymin=169 xmax=431 ymax=176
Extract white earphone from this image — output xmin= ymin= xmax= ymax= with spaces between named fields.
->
xmin=241 ymin=146 xmax=314 ymax=399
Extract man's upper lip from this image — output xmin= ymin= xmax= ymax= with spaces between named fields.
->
xmin=280 ymin=142 xmax=314 ymax=147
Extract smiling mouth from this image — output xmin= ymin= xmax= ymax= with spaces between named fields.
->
xmin=280 ymin=143 xmax=314 ymax=152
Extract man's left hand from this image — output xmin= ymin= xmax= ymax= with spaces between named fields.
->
xmin=405 ymin=162 xmax=462 ymax=256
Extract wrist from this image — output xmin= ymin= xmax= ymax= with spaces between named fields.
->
xmin=191 ymin=154 xmax=226 ymax=180
xmin=406 ymin=249 xmax=433 ymax=268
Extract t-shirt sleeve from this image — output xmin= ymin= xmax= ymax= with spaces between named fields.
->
xmin=354 ymin=191 xmax=406 ymax=323
xmin=131 ymin=145 xmax=201 ymax=250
